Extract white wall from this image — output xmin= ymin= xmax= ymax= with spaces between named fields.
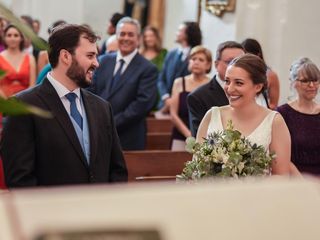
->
xmin=162 ymin=0 xmax=198 ymax=50
xmin=199 ymin=0 xmax=236 ymax=78
xmin=6 ymin=0 xmax=123 ymax=42
xmin=163 ymin=0 xmax=236 ymax=56
xmin=235 ymin=0 xmax=320 ymax=103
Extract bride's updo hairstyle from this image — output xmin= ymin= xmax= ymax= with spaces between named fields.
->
xmin=228 ymin=53 xmax=267 ymax=94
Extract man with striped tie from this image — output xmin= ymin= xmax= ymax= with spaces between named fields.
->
xmin=0 ymin=24 xmax=128 ymax=188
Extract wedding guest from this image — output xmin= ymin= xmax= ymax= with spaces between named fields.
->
xmin=158 ymin=21 xmax=202 ymax=113
xmin=36 ymin=20 xmax=67 ymax=84
xmin=170 ymin=46 xmax=211 ymax=150
xmin=20 ymin=15 xmax=42 ymax=63
xmin=32 ymin=19 xmax=41 ymax=35
xmin=140 ymin=26 xmax=167 ymax=71
xmin=0 ymin=24 xmax=36 ymax=97
xmin=197 ymin=54 xmax=291 ymax=175
xmin=241 ymin=38 xmax=280 ymax=109
xmin=106 ymin=34 xmax=118 ymax=53
xmin=0 ymin=17 xmax=6 ymax=52
xmin=90 ymin=17 xmax=158 ymax=150
xmin=100 ymin=12 xmax=126 ymax=55
xmin=277 ymin=57 xmax=320 ymax=176
xmin=1 ymin=24 xmax=127 ymax=187
xmin=187 ymin=41 xmax=244 ymax=136
xmin=140 ymin=26 xmax=167 ymax=110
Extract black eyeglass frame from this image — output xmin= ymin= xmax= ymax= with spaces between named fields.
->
xmin=296 ymin=78 xmax=320 ymax=86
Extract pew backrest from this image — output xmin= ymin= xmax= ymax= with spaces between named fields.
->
xmin=124 ymin=150 xmax=192 ymax=182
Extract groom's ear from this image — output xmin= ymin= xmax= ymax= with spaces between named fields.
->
xmin=60 ymin=49 xmax=72 ymax=66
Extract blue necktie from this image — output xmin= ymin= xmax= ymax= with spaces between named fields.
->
xmin=110 ymin=59 xmax=125 ymax=90
xmin=65 ymin=92 xmax=83 ymax=130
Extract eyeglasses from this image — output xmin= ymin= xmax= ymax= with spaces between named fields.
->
xmin=296 ymin=78 xmax=320 ymax=86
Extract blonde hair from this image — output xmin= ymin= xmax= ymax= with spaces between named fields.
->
xmin=189 ymin=45 xmax=212 ymax=73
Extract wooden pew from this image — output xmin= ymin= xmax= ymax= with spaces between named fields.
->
xmin=124 ymin=150 xmax=192 ymax=182
xmin=147 ymin=118 xmax=173 ymax=133
xmin=146 ymin=132 xmax=171 ymax=150
xmin=146 ymin=118 xmax=173 ymax=150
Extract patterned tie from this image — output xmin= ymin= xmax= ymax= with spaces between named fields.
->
xmin=65 ymin=92 xmax=83 ymax=129
xmin=110 ymin=59 xmax=125 ymax=90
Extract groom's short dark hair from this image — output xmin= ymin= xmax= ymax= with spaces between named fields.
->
xmin=48 ymin=24 xmax=99 ymax=68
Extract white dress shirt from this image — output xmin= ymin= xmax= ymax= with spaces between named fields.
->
xmin=114 ymin=48 xmax=138 ymax=75
xmin=47 ymin=72 xmax=83 ymax=115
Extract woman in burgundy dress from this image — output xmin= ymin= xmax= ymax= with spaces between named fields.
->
xmin=277 ymin=57 xmax=320 ymax=176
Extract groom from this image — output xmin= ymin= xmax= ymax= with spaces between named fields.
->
xmin=1 ymin=24 xmax=128 ymax=187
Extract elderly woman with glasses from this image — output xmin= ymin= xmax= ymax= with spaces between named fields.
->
xmin=277 ymin=57 xmax=320 ymax=176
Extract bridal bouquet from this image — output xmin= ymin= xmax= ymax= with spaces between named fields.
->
xmin=177 ymin=121 xmax=275 ymax=180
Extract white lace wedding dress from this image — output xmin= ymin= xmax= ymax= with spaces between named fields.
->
xmin=207 ymin=107 xmax=277 ymax=150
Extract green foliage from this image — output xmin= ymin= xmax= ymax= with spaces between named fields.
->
xmin=0 ymin=2 xmax=49 ymax=51
xmin=177 ymin=121 xmax=275 ymax=180
xmin=0 ymin=3 xmax=51 ymax=118
xmin=0 ymin=70 xmax=6 ymax=79
xmin=0 ymin=97 xmax=52 ymax=118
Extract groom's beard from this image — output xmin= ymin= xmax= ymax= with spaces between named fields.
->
xmin=66 ymin=57 xmax=92 ymax=88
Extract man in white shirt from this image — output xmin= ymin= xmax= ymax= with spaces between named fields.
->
xmin=157 ymin=21 xmax=202 ymax=113
xmin=91 ymin=17 xmax=158 ymax=150
xmin=1 ymin=24 xmax=128 ymax=187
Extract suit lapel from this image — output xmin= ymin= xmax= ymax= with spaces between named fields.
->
xmin=101 ymin=55 xmax=117 ymax=100
xmin=211 ymin=75 xmax=229 ymax=104
xmin=81 ymin=90 xmax=98 ymax=164
xmin=173 ymin=49 xmax=188 ymax=78
xmin=37 ymin=79 xmax=89 ymax=168
xmin=175 ymin=58 xmax=188 ymax=77
xmin=173 ymin=49 xmax=182 ymax=63
xmin=109 ymin=53 xmax=141 ymax=98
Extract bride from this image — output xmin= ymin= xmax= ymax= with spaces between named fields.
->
xmin=196 ymin=54 xmax=291 ymax=175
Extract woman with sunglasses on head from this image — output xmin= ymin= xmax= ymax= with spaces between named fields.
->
xmin=277 ymin=57 xmax=320 ymax=176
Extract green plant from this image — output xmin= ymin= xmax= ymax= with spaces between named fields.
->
xmin=0 ymin=3 xmax=50 ymax=118
xmin=177 ymin=121 xmax=275 ymax=180
xmin=0 ymin=2 xmax=48 ymax=51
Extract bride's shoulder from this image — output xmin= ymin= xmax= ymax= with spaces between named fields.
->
xmin=270 ymin=109 xmax=287 ymax=128
xmin=217 ymin=105 xmax=231 ymax=113
xmin=207 ymin=105 xmax=230 ymax=117
xmin=259 ymin=106 xmax=277 ymax=117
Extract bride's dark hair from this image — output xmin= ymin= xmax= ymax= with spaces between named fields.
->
xmin=229 ymin=53 xmax=267 ymax=94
